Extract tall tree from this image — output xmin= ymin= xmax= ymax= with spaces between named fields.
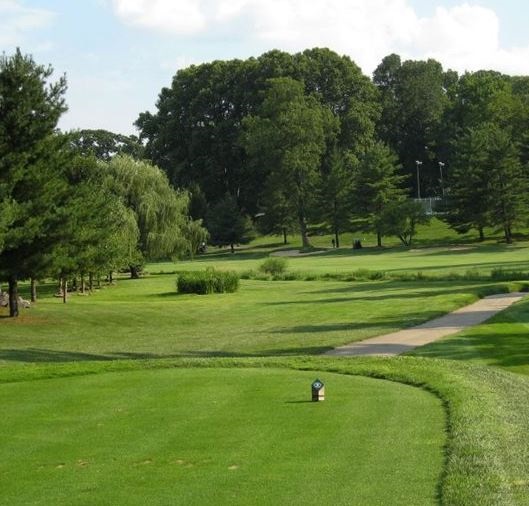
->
xmin=242 ymin=77 xmax=336 ymax=247
xmin=317 ymin=148 xmax=354 ymax=248
xmin=0 ymin=49 xmax=67 ymax=316
xmin=447 ymin=123 xmax=528 ymax=243
xmin=350 ymin=142 xmax=406 ymax=247
xmin=136 ymin=49 xmax=378 ymax=215
xmin=373 ymin=55 xmax=451 ymax=197
xmin=207 ymin=193 xmax=255 ymax=253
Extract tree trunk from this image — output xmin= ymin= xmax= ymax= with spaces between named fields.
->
xmin=230 ymin=243 xmax=235 ymax=254
xmin=478 ymin=226 xmax=485 ymax=241
xmin=334 ymin=229 xmax=340 ymax=248
xmin=8 ymin=275 xmax=19 ymax=317
xmin=88 ymin=272 xmax=93 ymax=291
xmin=282 ymin=228 xmax=287 ymax=245
xmin=377 ymin=231 xmax=382 ymax=248
xmin=61 ymin=278 xmax=67 ymax=304
xmin=504 ymin=224 xmax=513 ymax=244
xmin=130 ymin=266 xmax=140 ymax=279
xmin=80 ymin=274 xmax=86 ymax=294
xmin=97 ymin=275 xmax=101 ymax=289
xmin=30 ymin=278 xmax=37 ymax=303
xmin=108 ymin=271 xmax=114 ymax=284
xmin=299 ymin=216 xmax=311 ymax=249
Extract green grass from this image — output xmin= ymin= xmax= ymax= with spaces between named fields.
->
xmin=0 ymin=276 xmax=521 ymax=364
xmin=410 ymin=297 xmax=529 ymax=376
xmin=0 ymin=366 xmax=444 ymax=505
xmin=3 ymin=235 xmax=529 ymax=504
xmin=159 ymin=240 xmax=529 ymax=280
xmin=1 ymin=356 xmax=528 ymax=505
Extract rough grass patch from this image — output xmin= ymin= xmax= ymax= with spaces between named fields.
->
xmin=176 ymin=268 xmax=239 ymax=294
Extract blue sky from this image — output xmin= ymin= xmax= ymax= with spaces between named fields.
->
xmin=2 ymin=0 xmax=529 ymax=135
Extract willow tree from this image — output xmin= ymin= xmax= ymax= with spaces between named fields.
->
xmin=105 ymin=156 xmax=192 ymax=277
xmin=242 ymin=78 xmax=336 ymax=248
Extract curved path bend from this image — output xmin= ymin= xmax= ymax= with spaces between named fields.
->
xmin=326 ymin=292 xmax=526 ymax=357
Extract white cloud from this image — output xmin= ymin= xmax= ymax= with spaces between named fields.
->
xmin=110 ymin=0 xmax=529 ymax=75
xmin=0 ymin=0 xmax=54 ymax=47
xmin=112 ymin=0 xmax=206 ymax=34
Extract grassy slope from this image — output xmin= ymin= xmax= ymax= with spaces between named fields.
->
xmin=1 ymin=356 xmax=528 ymax=505
xmin=411 ymin=297 xmax=529 ymax=376
xmin=0 ymin=367 xmax=444 ymax=506
xmin=0 ymin=276 xmax=521 ymax=364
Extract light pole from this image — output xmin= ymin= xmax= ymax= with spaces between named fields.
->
xmin=415 ymin=160 xmax=423 ymax=199
xmin=438 ymin=162 xmax=445 ymax=196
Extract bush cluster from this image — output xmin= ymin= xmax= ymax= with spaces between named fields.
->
xmin=176 ymin=268 xmax=239 ymax=294
xmin=259 ymin=257 xmax=289 ymax=276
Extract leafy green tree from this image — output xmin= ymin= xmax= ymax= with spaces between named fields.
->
xmin=351 ymin=142 xmax=406 ymax=247
xmin=105 ymin=156 xmax=190 ymax=277
xmin=242 ymin=77 xmax=336 ymax=247
xmin=317 ymin=148 xmax=354 ymax=248
xmin=379 ymin=199 xmax=430 ymax=246
xmin=256 ymin=171 xmax=298 ymax=245
xmin=0 ymin=49 xmax=67 ymax=316
xmin=69 ymin=129 xmax=144 ymax=161
xmin=207 ymin=193 xmax=255 ymax=253
xmin=136 ymin=49 xmax=378 ymax=216
xmin=447 ymin=123 xmax=528 ymax=243
xmin=373 ymin=55 xmax=451 ymax=196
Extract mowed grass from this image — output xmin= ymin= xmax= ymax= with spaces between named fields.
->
xmin=160 ymin=241 xmax=529 ymax=278
xmin=411 ymin=297 xmax=529 ymax=376
xmin=0 ymin=367 xmax=445 ymax=506
xmin=0 ymin=275 xmax=520 ymax=364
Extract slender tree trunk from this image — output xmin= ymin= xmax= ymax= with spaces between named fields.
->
xmin=334 ymin=229 xmax=340 ymax=249
xmin=478 ymin=226 xmax=485 ymax=241
xmin=72 ymin=277 xmax=78 ymax=292
xmin=130 ymin=266 xmax=140 ymax=279
xmin=377 ymin=231 xmax=382 ymax=248
xmin=230 ymin=243 xmax=235 ymax=254
xmin=30 ymin=278 xmax=37 ymax=303
xmin=80 ymin=274 xmax=86 ymax=294
xmin=108 ymin=271 xmax=114 ymax=284
xmin=504 ymin=224 xmax=513 ymax=244
xmin=88 ymin=272 xmax=93 ymax=291
xmin=299 ymin=214 xmax=311 ymax=249
xmin=61 ymin=278 xmax=67 ymax=304
xmin=8 ymin=275 xmax=19 ymax=317
xmin=282 ymin=228 xmax=287 ymax=245
xmin=97 ymin=275 xmax=101 ymax=289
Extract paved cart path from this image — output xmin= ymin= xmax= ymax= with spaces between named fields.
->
xmin=325 ymin=292 xmax=526 ymax=357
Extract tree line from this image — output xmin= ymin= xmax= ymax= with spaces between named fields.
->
xmin=3 ymin=47 xmax=529 ymax=316
xmin=0 ymin=50 xmax=207 ymax=317
xmin=137 ymin=48 xmax=529 ymax=248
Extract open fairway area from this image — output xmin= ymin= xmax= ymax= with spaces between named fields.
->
xmin=0 ymin=274 xmax=523 ymax=363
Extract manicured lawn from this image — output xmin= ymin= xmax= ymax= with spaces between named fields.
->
xmin=160 ymin=241 xmax=529 ymax=278
xmin=0 ymin=366 xmax=444 ymax=505
xmin=1 ymin=356 xmax=528 ymax=505
xmin=0 ymin=276 xmax=518 ymax=364
xmin=411 ymin=297 xmax=529 ymax=376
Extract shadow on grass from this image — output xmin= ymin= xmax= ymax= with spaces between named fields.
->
xmin=0 ymin=346 xmax=334 ymax=363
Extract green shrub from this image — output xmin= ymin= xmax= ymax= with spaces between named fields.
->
xmin=259 ymin=257 xmax=288 ymax=276
xmin=176 ymin=269 xmax=239 ymax=294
